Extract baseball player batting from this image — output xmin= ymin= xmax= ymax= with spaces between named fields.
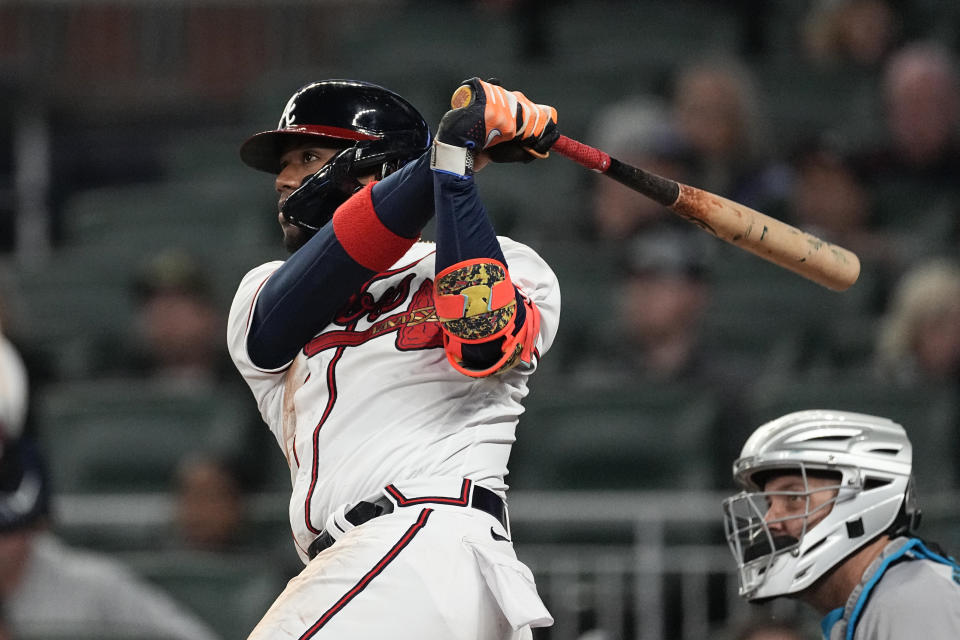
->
xmin=227 ymin=78 xmax=559 ymax=639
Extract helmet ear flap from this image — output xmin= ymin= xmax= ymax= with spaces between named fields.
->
xmin=281 ymin=147 xmax=364 ymax=233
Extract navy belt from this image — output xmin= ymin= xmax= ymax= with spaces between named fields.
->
xmin=308 ymin=483 xmax=507 ymax=560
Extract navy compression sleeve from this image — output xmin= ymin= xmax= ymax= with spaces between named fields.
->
xmin=247 ymin=153 xmax=434 ymax=369
xmin=433 ymin=172 xmax=506 ymax=269
xmin=433 ymin=171 xmax=526 ymax=367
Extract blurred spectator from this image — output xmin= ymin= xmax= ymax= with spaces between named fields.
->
xmin=0 ymin=445 xmax=222 ymax=640
xmin=727 ymin=616 xmax=817 ymax=640
xmin=581 ymin=96 xmax=692 ymax=241
xmin=569 ymin=228 xmax=754 ymax=484
xmin=881 ymin=40 xmax=960 ymax=170
xmin=787 ymin=140 xmax=875 ymax=248
xmin=1 ymin=329 xmax=220 ymax=640
xmin=572 ymin=229 xmax=716 ymax=384
xmin=668 ymin=56 xmax=789 ymax=213
xmin=115 ymin=248 xmax=286 ymax=492
xmin=784 ymin=137 xmax=912 ymax=306
xmin=853 ymin=41 xmax=960 ymax=236
xmin=873 ymin=257 xmax=960 ymax=389
xmin=171 ymin=450 xmax=301 ymax=578
xmin=172 ymin=452 xmax=250 ymax=553
xmin=169 ymin=450 xmax=300 ymax=582
xmin=122 ymin=248 xmax=232 ymax=390
xmin=802 ymin=0 xmax=901 ymax=69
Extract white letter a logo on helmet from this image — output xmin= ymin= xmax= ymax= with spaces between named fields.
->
xmin=279 ymin=97 xmax=298 ymax=129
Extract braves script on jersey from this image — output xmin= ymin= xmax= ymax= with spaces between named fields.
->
xmin=227 ymin=237 xmax=560 ymax=563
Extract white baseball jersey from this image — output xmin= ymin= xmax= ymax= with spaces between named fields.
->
xmin=227 ymin=237 xmax=560 ymax=564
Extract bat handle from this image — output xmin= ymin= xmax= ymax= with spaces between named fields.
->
xmin=552 ymin=135 xmax=611 ymax=173
xmin=552 ymin=135 xmax=681 ymax=206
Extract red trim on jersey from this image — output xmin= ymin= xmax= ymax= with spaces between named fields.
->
xmin=299 ymin=256 xmax=438 ymax=536
xmin=298 ymin=509 xmax=433 ymax=639
xmin=244 ymin=273 xmax=273 ymax=334
xmin=385 ymin=479 xmax=472 ymax=506
xmin=332 ymin=183 xmax=417 ymax=272
xmin=303 ymin=345 xmax=347 ymax=535
xmin=292 ymin=531 xmax=309 ymax=557
xmin=291 ymin=373 xmax=310 ymax=469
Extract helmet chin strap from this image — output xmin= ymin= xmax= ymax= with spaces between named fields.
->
xmin=886 ymin=482 xmax=922 ymax=536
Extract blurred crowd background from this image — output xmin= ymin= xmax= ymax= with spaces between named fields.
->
xmin=1 ymin=1 xmax=959 ymax=639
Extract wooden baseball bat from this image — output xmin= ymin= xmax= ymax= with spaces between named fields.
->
xmin=551 ymin=135 xmax=861 ymax=292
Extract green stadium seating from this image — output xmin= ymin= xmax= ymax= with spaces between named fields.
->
xmin=123 ymin=550 xmax=285 ymax=640
xmin=61 ymin=178 xmax=275 ymax=252
xmin=35 ymin=378 xmax=249 ymax=494
xmin=511 ymin=376 xmax=721 ymax=491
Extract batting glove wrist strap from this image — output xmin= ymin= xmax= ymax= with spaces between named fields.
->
xmin=430 ymin=139 xmax=474 ymax=178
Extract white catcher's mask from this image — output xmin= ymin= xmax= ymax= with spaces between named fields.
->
xmin=721 ymin=409 xmax=919 ymax=601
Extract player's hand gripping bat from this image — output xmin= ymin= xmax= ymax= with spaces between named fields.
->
xmin=446 ymin=79 xmax=859 ymax=291
xmin=551 ymin=136 xmax=860 ymax=291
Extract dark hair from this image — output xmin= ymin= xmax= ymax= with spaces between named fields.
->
xmin=619 ymin=228 xmax=713 ymax=281
xmin=132 ymin=249 xmax=212 ymax=301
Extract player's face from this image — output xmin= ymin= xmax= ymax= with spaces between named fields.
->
xmin=275 ymin=144 xmax=342 ymax=252
xmin=761 ymin=473 xmax=839 ymax=540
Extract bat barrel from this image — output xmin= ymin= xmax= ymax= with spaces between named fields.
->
xmin=671 ymin=184 xmax=861 ymax=291
xmin=551 ymin=134 xmax=861 ymax=292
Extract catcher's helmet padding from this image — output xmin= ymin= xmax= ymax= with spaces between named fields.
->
xmin=240 ymin=79 xmax=431 ymax=176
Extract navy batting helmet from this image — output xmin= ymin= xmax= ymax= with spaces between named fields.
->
xmin=240 ymin=80 xmax=430 ymax=234
xmin=240 ymin=79 xmax=431 ymax=177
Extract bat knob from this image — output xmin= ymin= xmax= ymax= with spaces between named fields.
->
xmin=451 ymin=85 xmax=473 ymax=109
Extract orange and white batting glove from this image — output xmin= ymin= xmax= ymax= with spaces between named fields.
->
xmin=431 ymin=77 xmax=559 ymax=176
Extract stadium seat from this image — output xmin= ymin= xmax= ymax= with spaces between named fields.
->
xmin=527 ymin=238 xmax=621 ymax=369
xmin=35 ymin=378 xmax=249 ymax=494
xmin=753 ymin=59 xmax=880 ymax=150
xmin=511 ymin=377 xmax=720 ymax=491
xmin=123 ymin=550 xmax=285 ymax=640
xmin=60 ymin=178 xmax=275 ymax=252
xmin=703 ymin=243 xmax=880 ymax=375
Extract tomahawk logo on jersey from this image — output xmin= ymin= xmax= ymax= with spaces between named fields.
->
xmin=303 ymin=271 xmax=443 ymax=356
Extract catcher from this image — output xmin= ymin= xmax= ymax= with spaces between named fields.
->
xmin=722 ymin=409 xmax=960 ymax=639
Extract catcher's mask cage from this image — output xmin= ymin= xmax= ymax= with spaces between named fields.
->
xmin=240 ymin=79 xmax=431 ymax=232
xmin=721 ymin=409 xmax=919 ymax=602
